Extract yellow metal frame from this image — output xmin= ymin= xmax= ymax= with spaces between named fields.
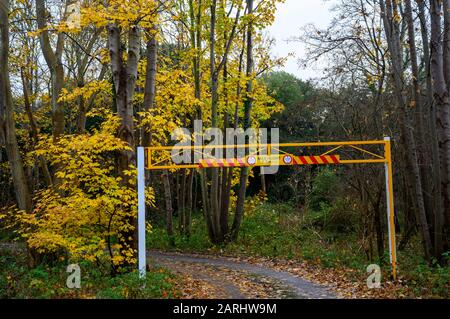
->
xmin=145 ymin=140 xmax=389 ymax=169
xmin=142 ymin=139 xmax=398 ymax=279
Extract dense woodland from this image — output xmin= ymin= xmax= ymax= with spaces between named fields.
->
xmin=0 ymin=0 xmax=449 ymax=298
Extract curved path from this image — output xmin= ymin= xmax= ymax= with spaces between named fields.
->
xmin=148 ymin=251 xmax=339 ymax=299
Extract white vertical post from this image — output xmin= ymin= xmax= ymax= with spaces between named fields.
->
xmin=137 ymin=147 xmax=146 ymax=278
xmin=384 ymin=137 xmax=397 ymax=279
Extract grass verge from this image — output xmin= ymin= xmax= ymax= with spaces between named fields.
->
xmin=0 ymin=247 xmax=180 ymax=299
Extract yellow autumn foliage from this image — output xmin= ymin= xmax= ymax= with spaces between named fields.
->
xmin=5 ymin=116 xmax=155 ymax=270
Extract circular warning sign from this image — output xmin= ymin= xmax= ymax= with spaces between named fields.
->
xmin=247 ymin=156 xmax=257 ymax=166
xmin=283 ymin=155 xmax=293 ymax=164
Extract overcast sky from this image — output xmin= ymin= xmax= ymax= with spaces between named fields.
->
xmin=267 ymin=0 xmax=338 ymax=80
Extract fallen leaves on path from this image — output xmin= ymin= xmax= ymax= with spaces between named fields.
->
xmin=151 ymin=250 xmax=424 ymax=299
xmin=150 ymin=255 xmax=296 ymax=299
xmin=216 ymin=255 xmax=415 ymax=299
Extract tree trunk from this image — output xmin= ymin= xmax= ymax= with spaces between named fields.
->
xmin=442 ymin=0 xmax=450 ymax=250
xmin=430 ymin=0 xmax=450 ymax=255
xmin=178 ymin=169 xmax=187 ymax=234
xmin=406 ymin=0 xmax=436 ymax=249
xmin=143 ymin=29 xmax=158 ymax=147
xmin=186 ymin=170 xmax=194 ymax=235
xmin=162 ymin=170 xmax=174 ymax=240
xmin=417 ymin=0 xmax=443 ymax=256
xmin=381 ymin=0 xmax=433 ymax=260
xmin=108 ymin=23 xmax=139 ymax=265
xmin=0 ymin=0 xmax=32 ymax=213
xmin=373 ymin=189 xmax=384 ymax=259
xmin=231 ymin=0 xmax=254 ymax=241
xmin=35 ymin=0 xmax=65 ymax=139
xmin=20 ymin=68 xmax=53 ymax=187
xmin=444 ymin=0 xmax=450 ymax=89
xmin=207 ymin=0 xmax=223 ymax=243
xmin=188 ymin=0 xmax=215 ymax=241
xmin=223 ymin=33 xmax=245 ymax=240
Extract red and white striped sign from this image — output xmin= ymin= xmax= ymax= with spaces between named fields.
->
xmin=199 ymin=158 xmax=247 ymax=168
xmin=198 ymin=154 xmax=340 ymax=168
xmin=291 ymin=155 xmax=340 ymax=165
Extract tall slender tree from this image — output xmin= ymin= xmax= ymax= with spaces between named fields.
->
xmin=380 ymin=0 xmax=433 ymax=260
xmin=430 ymin=0 xmax=450 ymax=255
xmin=35 ymin=0 xmax=66 ymax=140
xmin=231 ymin=0 xmax=254 ymax=241
xmin=0 ymin=0 xmax=32 ymax=213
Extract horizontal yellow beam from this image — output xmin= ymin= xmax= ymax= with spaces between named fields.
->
xmin=145 ymin=140 xmax=389 ymax=169
xmin=340 ymin=159 xmax=387 ymax=164
xmin=146 ymin=164 xmax=200 ymax=170
xmin=147 ymin=160 xmax=388 ymax=170
xmin=197 ymin=154 xmax=342 ymax=168
xmin=147 ymin=140 xmax=387 ymax=151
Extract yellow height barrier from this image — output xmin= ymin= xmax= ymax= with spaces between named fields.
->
xmin=136 ymin=138 xmax=397 ymax=279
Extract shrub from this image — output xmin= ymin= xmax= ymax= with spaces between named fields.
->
xmin=305 ymin=197 xmax=358 ymax=234
xmin=1 ymin=116 xmax=155 ymax=272
xmin=308 ymin=168 xmax=340 ymax=211
xmin=0 ymin=248 xmax=179 ymax=299
xmin=96 ymin=270 xmax=178 ymax=299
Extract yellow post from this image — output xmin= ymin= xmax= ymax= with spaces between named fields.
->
xmin=146 ymin=148 xmax=152 ymax=169
xmin=384 ymin=137 xmax=397 ymax=280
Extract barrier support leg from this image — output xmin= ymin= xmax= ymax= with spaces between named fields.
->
xmin=384 ymin=137 xmax=397 ymax=280
xmin=137 ymin=147 xmax=146 ymax=278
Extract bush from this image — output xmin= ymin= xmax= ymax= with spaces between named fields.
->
xmin=96 ymin=270 xmax=178 ymax=299
xmin=2 ymin=116 xmax=156 ymax=272
xmin=306 ymin=197 xmax=358 ymax=234
xmin=308 ymin=168 xmax=340 ymax=211
xmin=268 ymin=183 xmax=296 ymax=203
xmin=0 ymin=248 xmax=179 ymax=299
